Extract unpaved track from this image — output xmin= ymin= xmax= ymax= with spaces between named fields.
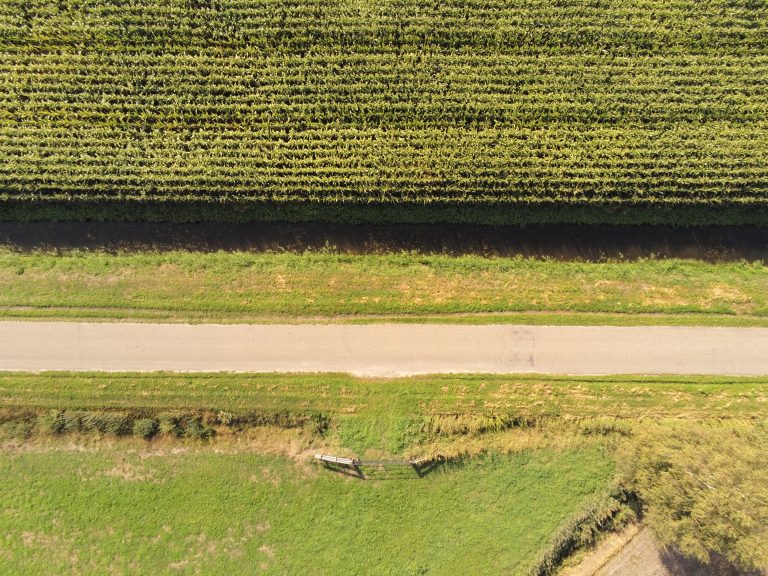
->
xmin=1 ymin=322 xmax=766 ymax=376
xmin=565 ymin=527 xmax=677 ymax=576
xmin=593 ymin=529 xmax=673 ymax=576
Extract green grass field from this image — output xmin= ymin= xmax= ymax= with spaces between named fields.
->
xmin=1 ymin=250 xmax=766 ymax=325
xmin=0 ymin=448 xmax=613 ymax=576
xmin=1 ymin=0 xmax=766 ymax=223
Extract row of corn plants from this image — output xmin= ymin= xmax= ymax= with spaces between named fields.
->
xmin=0 ymin=0 xmax=766 ymax=221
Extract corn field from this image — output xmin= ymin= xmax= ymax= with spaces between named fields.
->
xmin=0 ymin=0 xmax=766 ymax=221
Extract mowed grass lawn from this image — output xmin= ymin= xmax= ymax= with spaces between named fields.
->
xmin=0 ymin=250 xmax=767 ymax=325
xmin=0 ymin=448 xmax=612 ymax=575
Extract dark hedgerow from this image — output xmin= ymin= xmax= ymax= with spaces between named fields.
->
xmin=8 ymin=408 xmax=327 ymax=440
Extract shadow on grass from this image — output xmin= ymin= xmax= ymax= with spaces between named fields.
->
xmin=319 ymin=458 xmax=463 ymax=481
xmin=1 ymin=219 xmax=767 ymax=262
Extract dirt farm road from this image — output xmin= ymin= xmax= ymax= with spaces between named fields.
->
xmin=1 ymin=322 xmax=766 ymax=376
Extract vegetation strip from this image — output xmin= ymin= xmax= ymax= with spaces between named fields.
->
xmin=1 ymin=372 xmax=765 ymax=429
xmin=1 ymin=251 xmax=766 ymax=325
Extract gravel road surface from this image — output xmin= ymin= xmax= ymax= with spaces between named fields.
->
xmin=1 ymin=322 xmax=766 ymax=376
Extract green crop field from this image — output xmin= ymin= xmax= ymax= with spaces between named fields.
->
xmin=1 ymin=0 xmax=767 ymax=223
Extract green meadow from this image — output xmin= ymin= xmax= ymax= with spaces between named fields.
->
xmin=0 ymin=448 xmax=613 ymax=576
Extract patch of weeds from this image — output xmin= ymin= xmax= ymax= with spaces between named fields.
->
xmin=0 ymin=420 xmax=34 ymax=439
xmin=274 ymin=410 xmax=302 ymax=428
xmin=335 ymin=416 xmax=375 ymax=454
xmin=133 ymin=418 xmax=159 ymax=439
xmin=61 ymin=410 xmax=84 ymax=434
xmin=216 ymin=410 xmax=236 ymax=426
xmin=579 ymin=418 xmax=633 ymax=437
xmin=99 ymin=412 xmax=132 ymax=436
xmin=388 ymin=417 xmax=427 ymax=453
xmin=309 ymin=412 xmax=331 ymax=436
xmin=157 ymin=412 xmax=183 ymax=437
xmin=425 ymin=413 xmax=537 ymax=436
xmin=37 ymin=410 xmax=65 ymax=435
xmin=183 ymin=418 xmax=213 ymax=440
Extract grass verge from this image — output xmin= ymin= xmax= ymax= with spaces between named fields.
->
xmin=2 ymin=372 xmax=765 ymax=426
xmin=1 ymin=250 xmax=766 ymax=326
